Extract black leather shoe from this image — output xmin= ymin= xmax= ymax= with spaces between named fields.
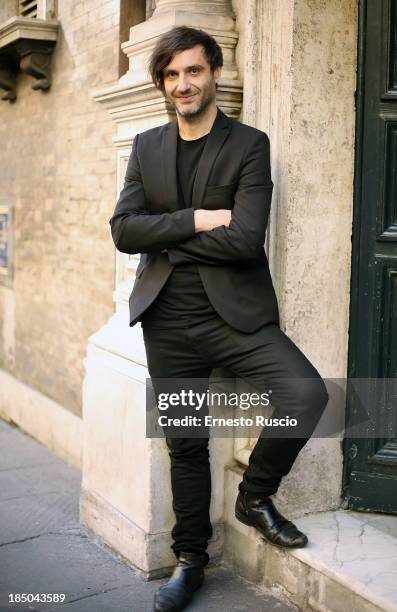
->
xmin=235 ymin=488 xmax=308 ymax=549
xmin=153 ymin=552 xmax=206 ymax=612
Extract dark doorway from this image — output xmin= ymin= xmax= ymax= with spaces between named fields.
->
xmin=343 ymin=0 xmax=397 ymax=513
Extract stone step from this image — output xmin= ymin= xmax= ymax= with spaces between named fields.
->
xmin=271 ymin=510 xmax=397 ymax=612
xmin=225 ymin=502 xmax=397 ymax=612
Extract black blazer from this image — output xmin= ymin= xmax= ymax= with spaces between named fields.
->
xmin=109 ymin=108 xmax=279 ymax=333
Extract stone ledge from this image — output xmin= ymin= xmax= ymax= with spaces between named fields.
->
xmin=225 ymin=505 xmax=397 ymax=612
xmin=80 ymin=486 xmax=224 ymax=580
xmin=0 ymin=16 xmax=58 ymax=49
xmin=0 ymin=16 xmax=59 ymax=100
xmin=278 ymin=510 xmax=397 ymax=612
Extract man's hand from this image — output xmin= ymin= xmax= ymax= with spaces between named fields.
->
xmin=194 ymin=209 xmax=232 ymax=233
xmin=162 ymin=209 xmax=231 ymax=252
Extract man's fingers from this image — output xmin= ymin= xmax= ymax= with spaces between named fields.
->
xmin=218 ymin=210 xmax=232 ymax=227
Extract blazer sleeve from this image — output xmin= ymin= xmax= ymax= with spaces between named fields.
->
xmin=166 ymin=131 xmax=273 ymax=265
xmin=109 ymin=133 xmax=196 ymax=254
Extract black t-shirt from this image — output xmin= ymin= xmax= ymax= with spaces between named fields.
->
xmin=141 ymin=132 xmax=219 ymax=328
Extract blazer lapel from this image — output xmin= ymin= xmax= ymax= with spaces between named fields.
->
xmin=161 ymin=119 xmax=179 ymax=211
xmin=191 ymin=108 xmax=231 ymax=209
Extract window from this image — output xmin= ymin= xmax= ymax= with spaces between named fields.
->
xmin=119 ymin=0 xmax=149 ymax=78
xmin=119 ymin=1 xmax=158 ymax=77
xmin=18 ymin=0 xmax=38 ymax=18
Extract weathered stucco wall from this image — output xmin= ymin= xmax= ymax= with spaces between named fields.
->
xmin=233 ymin=0 xmax=357 ymax=378
xmin=0 ymin=0 xmax=120 ymax=416
xmin=277 ymin=0 xmax=358 ymax=377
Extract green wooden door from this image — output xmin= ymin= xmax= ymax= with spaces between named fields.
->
xmin=343 ymin=0 xmax=397 ymax=513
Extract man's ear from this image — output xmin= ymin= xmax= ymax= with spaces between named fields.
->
xmin=214 ymin=66 xmax=222 ymax=82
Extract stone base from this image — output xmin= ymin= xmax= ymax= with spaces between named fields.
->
xmin=223 ymin=464 xmax=271 ymax=583
xmin=81 ymin=311 xmax=232 ymax=577
xmin=80 ymin=486 xmax=224 ymax=579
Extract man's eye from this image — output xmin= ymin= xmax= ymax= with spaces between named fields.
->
xmin=191 ymin=68 xmax=199 ymax=74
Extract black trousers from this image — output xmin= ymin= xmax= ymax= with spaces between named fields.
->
xmin=142 ymin=314 xmax=329 ymax=560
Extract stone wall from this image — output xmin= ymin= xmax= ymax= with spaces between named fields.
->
xmin=0 ymin=1 xmax=18 ymax=23
xmin=276 ymin=0 xmax=358 ymax=375
xmin=0 ymin=0 xmax=121 ymax=416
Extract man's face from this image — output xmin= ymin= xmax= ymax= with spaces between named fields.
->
xmin=162 ymin=44 xmax=221 ymax=119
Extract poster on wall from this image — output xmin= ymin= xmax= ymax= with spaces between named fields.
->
xmin=0 ymin=198 xmax=12 ymax=282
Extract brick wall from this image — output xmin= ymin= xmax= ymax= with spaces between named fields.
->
xmin=0 ymin=0 xmax=121 ymax=416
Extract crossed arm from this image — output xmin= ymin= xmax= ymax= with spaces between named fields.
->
xmin=109 ymin=131 xmax=273 ymax=264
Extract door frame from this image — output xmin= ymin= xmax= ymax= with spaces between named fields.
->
xmin=341 ymin=0 xmax=366 ymax=503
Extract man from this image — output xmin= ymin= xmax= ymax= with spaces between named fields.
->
xmin=110 ymin=25 xmax=329 ymax=612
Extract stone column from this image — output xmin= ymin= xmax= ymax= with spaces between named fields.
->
xmin=222 ymin=0 xmax=358 ymax=583
xmin=80 ymin=0 xmax=242 ymax=577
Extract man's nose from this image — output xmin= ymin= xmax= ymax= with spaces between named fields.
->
xmin=177 ymin=74 xmax=190 ymax=92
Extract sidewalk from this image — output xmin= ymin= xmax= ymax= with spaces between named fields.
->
xmin=0 ymin=418 xmax=298 ymax=612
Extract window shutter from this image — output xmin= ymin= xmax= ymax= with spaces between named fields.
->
xmin=19 ymin=0 xmax=38 ymax=18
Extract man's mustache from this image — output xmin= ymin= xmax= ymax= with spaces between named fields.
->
xmin=174 ymin=90 xmax=199 ymax=98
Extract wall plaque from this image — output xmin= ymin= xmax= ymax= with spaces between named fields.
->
xmin=0 ymin=198 xmax=12 ymax=284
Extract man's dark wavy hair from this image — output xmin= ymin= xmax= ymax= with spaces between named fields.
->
xmin=148 ymin=26 xmax=223 ymax=93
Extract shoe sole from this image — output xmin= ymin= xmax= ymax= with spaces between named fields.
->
xmin=235 ymin=509 xmax=308 ymax=549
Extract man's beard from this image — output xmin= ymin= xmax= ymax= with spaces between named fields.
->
xmin=169 ymin=81 xmax=215 ymax=120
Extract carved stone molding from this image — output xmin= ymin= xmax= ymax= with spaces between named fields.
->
xmin=0 ymin=16 xmax=58 ymax=101
xmin=155 ymin=0 xmax=232 ymax=15
xmin=17 ymin=39 xmax=55 ymax=90
xmin=0 ymin=54 xmax=18 ymax=101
